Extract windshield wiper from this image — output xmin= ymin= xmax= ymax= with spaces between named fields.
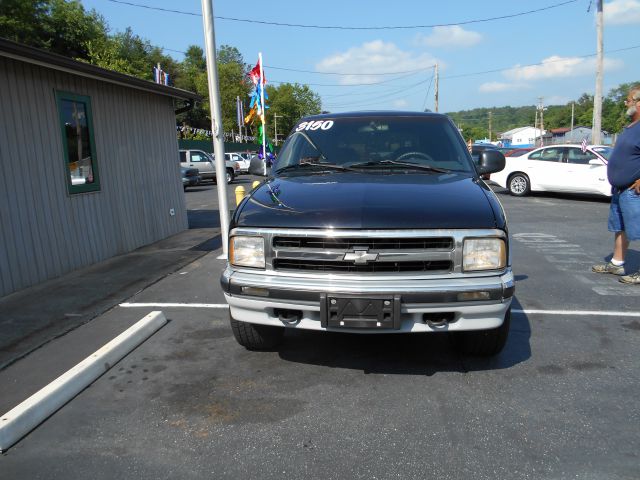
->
xmin=275 ymin=162 xmax=357 ymax=174
xmin=349 ymin=160 xmax=451 ymax=173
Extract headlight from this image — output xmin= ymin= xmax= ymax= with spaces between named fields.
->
xmin=230 ymin=236 xmax=265 ymax=268
xmin=463 ymin=238 xmax=506 ymax=271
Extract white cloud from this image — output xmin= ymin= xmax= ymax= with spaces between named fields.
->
xmin=504 ymin=55 xmax=624 ymax=81
xmin=415 ymin=26 xmax=482 ymax=48
xmin=479 ymin=82 xmax=529 ymax=93
xmin=392 ymin=99 xmax=410 ymax=108
xmin=544 ymin=95 xmax=571 ymax=105
xmin=315 ymin=40 xmax=438 ymax=85
xmin=604 ymin=0 xmax=640 ymax=25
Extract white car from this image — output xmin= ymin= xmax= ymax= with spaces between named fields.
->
xmin=489 ymin=144 xmax=613 ymax=197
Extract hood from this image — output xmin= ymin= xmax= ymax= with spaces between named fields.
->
xmin=234 ymin=172 xmax=501 ymax=229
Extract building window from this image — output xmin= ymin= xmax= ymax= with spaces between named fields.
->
xmin=56 ymin=91 xmax=100 ymax=194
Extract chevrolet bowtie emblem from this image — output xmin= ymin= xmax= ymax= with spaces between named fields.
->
xmin=343 ymin=249 xmax=379 ymax=264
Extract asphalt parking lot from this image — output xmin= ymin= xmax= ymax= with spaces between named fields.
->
xmin=1 ymin=175 xmax=639 ymax=479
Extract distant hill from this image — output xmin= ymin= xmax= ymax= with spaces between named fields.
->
xmin=444 ymin=81 xmax=639 ymax=141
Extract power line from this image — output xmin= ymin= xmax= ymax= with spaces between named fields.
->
xmin=107 ymin=0 xmax=578 ymax=30
xmin=268 ymin=65 xmax=435 ymax=76
xmin=421 ymin=73 xmax=435 ymax=111
xmin=323 ymin=78 xmax=432 ymax=109
xmin=269 ymin=69 xmax=429 ymax=87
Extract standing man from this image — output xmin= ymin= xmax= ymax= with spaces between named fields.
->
xmin=592 ymin=85 xmax=640 ymax=284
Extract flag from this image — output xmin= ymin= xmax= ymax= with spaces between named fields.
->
xmin=581 ymin=137 xmax=587 ymax=153
xmin=248 ymin=58 xmax=266 ymax=85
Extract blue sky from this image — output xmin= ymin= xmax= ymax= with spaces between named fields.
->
xmin=82 ymin=0 xmax=640 ymax=113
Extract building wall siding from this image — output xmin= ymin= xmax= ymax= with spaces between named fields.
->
xmin=0 ymin=56 xmax=189 ymax=297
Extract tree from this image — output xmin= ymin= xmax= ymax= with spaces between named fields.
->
xmin=265 ymin=83 xmax=322 ymax=138
xmin=86 ymin=27 xmax=152 ymax=79
xmin=0 ymin=0 xmax=50 ymax=48
xmin=0 ymin=0 xmax=107 ymax=60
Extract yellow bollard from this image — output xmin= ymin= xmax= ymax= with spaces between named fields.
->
xmin=234 ymin=185 xmax=246 ymax=206
xmin=252 ymin=181 xmax=260 ymax=189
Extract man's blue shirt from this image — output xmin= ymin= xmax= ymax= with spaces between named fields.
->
xmin=608 ymin=120 xmax=640 ymax=188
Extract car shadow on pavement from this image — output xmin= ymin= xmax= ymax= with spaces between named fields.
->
xmin=492 ymin=188 xmax=611 ymax=204
xmin=276 ymin=297 xmax=531 ymax=375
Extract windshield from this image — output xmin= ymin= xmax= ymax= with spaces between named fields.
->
xmin=275 ymin=115 xmax=474 ymax=174
xmin=592 ymin=146 xmax=613 ymax=161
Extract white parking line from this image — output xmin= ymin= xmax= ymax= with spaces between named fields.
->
xmin=120 ymin=302 xmax=229 ymax=308
xmin=513 ymin=309 xmax=640 ymax=317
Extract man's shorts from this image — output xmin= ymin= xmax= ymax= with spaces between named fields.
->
xmin=608 ymin=188 xmax=640 ymax=240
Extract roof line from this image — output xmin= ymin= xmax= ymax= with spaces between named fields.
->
xmin=0 ymin=38 xmax=201 ymax=102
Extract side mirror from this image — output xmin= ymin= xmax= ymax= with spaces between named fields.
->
xmin=588 ymin=159 xmax=603 ymax=166
xmin=477 ymin=150 xmax=505 ymax=175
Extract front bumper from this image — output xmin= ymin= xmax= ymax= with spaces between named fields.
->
xmin=221 ymin=267 xmax=514 ymax=333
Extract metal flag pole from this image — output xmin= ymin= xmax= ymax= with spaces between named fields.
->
xmin=201 ymin=0 xmax=230 ymax=257
xmin=259 ymin=52 xmax=267 ymax=175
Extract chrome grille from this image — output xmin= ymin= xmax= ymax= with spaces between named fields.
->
xmin=230 ymin=227 xmax=507 ymax=276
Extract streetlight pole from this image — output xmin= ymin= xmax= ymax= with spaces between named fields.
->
xmin=201 ymin=0 xmax=230 ymax=257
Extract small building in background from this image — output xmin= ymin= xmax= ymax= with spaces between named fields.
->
xmin=498 ymin=126 xmax=544 ymax=148
xmin=542 ymin=126 xmax=613 ymax=145
xmin=0 ymin=38 xmax=199 ymax=297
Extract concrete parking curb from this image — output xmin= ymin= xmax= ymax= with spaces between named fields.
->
xmin=0 ymin=311 xmax=167 ymax=452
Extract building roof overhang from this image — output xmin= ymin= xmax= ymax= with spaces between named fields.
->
xmin=0 ymin=37 xmax=201 ymax=102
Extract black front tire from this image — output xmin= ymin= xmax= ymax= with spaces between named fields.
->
xmin=451 ymin=308 xmax=511 ymax=356
xmin=229 ymin=312 xmax=284 ymax=350
xmin=226 ymin=169 xmax=234 ymax=184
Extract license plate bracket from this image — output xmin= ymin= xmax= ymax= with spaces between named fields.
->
xmin=320 ymin=294 xmax=401 ymax=329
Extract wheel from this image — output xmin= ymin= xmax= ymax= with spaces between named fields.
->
xmin=508 ymin=173 xmax=530 ymax=196
xmin=229 ymin=312 xmax=284 ymax=350
xmin=451 ymin=308 xmax=511 ymax=356
xmin=226 ymin=169 xmax=234 ymax=184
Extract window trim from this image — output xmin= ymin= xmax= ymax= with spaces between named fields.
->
xmin=56 ymin=91 xmax=100 ymax=194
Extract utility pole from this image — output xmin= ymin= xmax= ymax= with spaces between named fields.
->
xmin=534 ymin=109 xmax=538 ymax=146
xmin=434 ymin=63 xmax=439 ymax=113
xmin=488 ymin=111 xmax=492 ymax=142
xmin=570 ymin=101 xmax=575 ymax=143
xmin=592 ymin=0 xmax=604 ymax=144
xmin=274 ymin=113 xmax=282 ymax=146
xmin=201 ymin=0 xmax=230 ymax=256
xmin=538 ymin=97 xmax=545 ymax=146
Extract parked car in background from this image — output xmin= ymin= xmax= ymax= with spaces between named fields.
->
xmin=181 ymin=166 xmax=201 ymax=191
xmin=470 ymin=144 xmax=498 ymax=165
xmin=490 ymin=144 xmax=613 ymax=197
xmin=495 ymin=147 xmax=514 ymax=156
xmin=179 ymin=149 xmax=239 ymax=184
xmin=505 ymin=147 xmax=534 ymax=157
xmin=225 ymin=152 xmax=250 ymax=174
